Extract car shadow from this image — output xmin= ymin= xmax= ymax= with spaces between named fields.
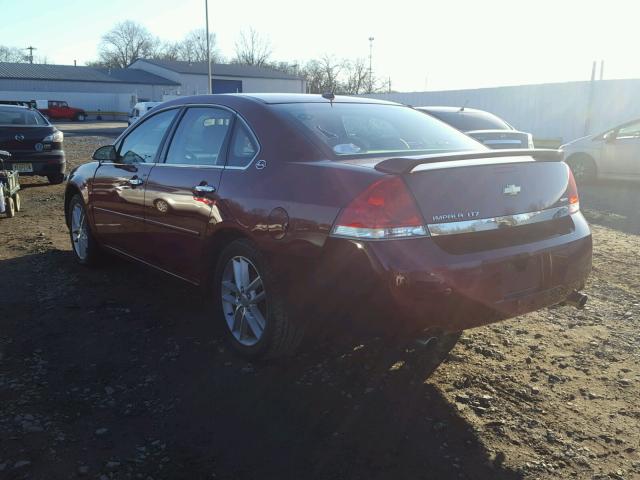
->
xmin=0 ymin=250 xmax=523 ymax=480
xmin=580 ymin=179 xmax=640 ymax=235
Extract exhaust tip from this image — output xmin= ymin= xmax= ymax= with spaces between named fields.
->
xmin=566 ymin=291 xmax=588 ymax=309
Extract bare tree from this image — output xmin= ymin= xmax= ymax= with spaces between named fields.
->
xmin=97 ymin=21 xmax=155 ymax=68
xmin=0 ymin=46 xmax=27 ymax=63
xmin=178 ymin=28 xmax=222 ymax=63
xmin=342 ymin=58 xmax=369 ymax=95
xmin=233 ymin=28 xmax=272 ymax=67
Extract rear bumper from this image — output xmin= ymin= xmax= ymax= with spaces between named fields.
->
xmin=3 ymin=150 xmax=66 ymax=176
xmin=312 ymin=212 xmax=592 ymax=333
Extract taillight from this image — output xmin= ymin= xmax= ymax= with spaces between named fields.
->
xmin=566 ymin=164 xmax=580 ymax=214
xmin=331 ymin=176 xmax=428 ymax=239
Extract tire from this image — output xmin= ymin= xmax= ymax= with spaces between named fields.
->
xmin=75 ymin=113 xmax=86 ymax=122
xmin=213 ymin=239 xmax=304 ymax=359
xmin=5 ymin=197 xmax=15 ymax=218
xmin=13 ymin=192 xmax=21 ymax=212
xmin=566 ymin=154 xmax=597 ymax=183
xmin=47 ymin=173 xmax=65 ymax=185
xmin=67 ymin=194 xmax=101 ymax=266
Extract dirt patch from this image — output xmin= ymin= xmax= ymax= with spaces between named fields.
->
xmin=0 ymin=137 xmax=638 ymax=479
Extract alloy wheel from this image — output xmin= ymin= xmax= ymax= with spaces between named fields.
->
xmin=71 ymin=203 xmax=89 ymax=260
xmin=220 ymin=256 xmax=267 ymax=346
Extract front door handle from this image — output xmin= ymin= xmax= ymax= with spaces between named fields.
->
xmin=193 ymin=184 xmax=216 ymax=193
xmin=128 ymin=177 xmax=144 ymax=186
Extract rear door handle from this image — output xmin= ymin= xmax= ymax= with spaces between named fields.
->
xmin=128 ymin=177 xmax=144 ymax=186
xmin=193 ymin=184 xmax=216 ymax=193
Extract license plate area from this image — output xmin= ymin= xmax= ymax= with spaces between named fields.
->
xmin=13 ymin=163 xmax=33 ymax=173
xmin=501 ymin=256 xmax=542 ymax=299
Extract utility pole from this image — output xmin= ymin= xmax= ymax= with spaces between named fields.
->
xmin=599 ymin=60 xmax=604 ymax=80
xmin=25 ymin=46 xmax=37 ymax=64
xmin=368 ymin=36 xmax=374 ymax=93
xmin=205 ymin=0 xmax=212 ymax=94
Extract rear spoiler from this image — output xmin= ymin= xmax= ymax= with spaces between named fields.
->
xmin=374 ymin=149 xmax=562 ymax=175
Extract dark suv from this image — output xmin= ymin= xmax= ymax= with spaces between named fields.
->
xmin=0 ymin=105 xmax=66 ymax=184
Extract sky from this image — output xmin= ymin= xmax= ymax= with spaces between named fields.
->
xmin=1 ymin=0 xmax=639 ymax=92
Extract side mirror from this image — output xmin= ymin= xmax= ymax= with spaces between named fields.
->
xmin=92 ymin=145 xmax=117 ymax=162
xmin=603 ymin=131 xmax=616 ymax=143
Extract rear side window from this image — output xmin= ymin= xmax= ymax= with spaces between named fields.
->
xmin=273 ymin=103 xmax=481 ymax=157
xmin=227 ymin=121 xmax=258 ymax=167
xmin=165 ymin=107 xmax=233 ymax=166
xmin=118 ymin=109 xmax=178 ymax=163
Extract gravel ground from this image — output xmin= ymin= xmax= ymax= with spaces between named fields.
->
xmin=0 ymin=136 xmax=638 ymax=480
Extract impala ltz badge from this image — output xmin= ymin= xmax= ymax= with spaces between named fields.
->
xmin=503 ymin=184 xmax=521 ymax=196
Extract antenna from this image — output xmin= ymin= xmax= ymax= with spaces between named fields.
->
xmin=459 ymin=100 xmax=469 ymax=112
xmin=25 ymin=46 xmax=37 ymax=64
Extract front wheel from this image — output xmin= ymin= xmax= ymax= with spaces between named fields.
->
xmin=5 ymin=197 xmax=15 ymax=218
xmin=67 ymin=194 xmax=101 ymax=266
xmin=75 ymin=113 xmax=86 ymax=122
xmin=13 ymin=192 xmax=21 ymax=212
xmin=566 ymin=154 xmax=597 ymax=183
xmin=213 ymin=239 xmax=304 ymax=359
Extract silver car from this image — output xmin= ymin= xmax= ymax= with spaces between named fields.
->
xmin=562 ymin=118 xmax=640 ymax=182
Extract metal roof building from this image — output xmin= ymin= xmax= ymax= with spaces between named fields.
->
xmin=0 ymin=60 xmax=306 ymax=119
xmin=129 ymin=59 xmax=306 ymax=95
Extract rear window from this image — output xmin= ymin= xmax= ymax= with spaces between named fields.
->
xmin=0 ymin=107 xmax=48 ymax=126
xmin=425 ymin=110 xmax=512 ymax=132
xmin=273 ymin=103 xmax=482 ymax=157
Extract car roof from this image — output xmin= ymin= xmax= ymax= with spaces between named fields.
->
xmin=220 ymin=93 xmax=400 ymax=105
xmin=0 ymin=104 xmax=30 ymax=110
xmin=416 ymin=106 xmax=488 ymax=114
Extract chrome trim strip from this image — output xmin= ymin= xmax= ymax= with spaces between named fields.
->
xmin=94 ymin=207 xmax=144 ymax=223
xmin=427 ymin=205 xmax=570 ymax=236
xmin=103 ymin=245 xmax=199 ymax=286
xmin=146 ymin=218 xmax=200 ymax=236
xmin=411 ymin=156 xmax=535 ymax=172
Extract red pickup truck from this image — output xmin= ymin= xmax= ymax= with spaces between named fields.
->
xmin=36 ymin=100 xmax=87 ymax=121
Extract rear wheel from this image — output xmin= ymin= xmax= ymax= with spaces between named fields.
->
xmin=213 ymin=239 xmax=304 ymax=359
xmin=5 ymin=197 xmax=15 ymax=218
xmin=566 ymin=154 xmax=597 ymax=183
xmin=13 ymin=192 xmax=21 ymax=212
xmin=67 ymin=194 xmax=101 ymax=266
xmin=47 ymin=173 xmax=65 ymax=185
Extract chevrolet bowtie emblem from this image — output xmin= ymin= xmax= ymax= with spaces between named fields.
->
xmin=503 ymin=184 xmax=521 ymax=196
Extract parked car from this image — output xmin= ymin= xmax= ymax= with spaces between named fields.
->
xmin=0 ymin=105 xmax=66 ymax=184
xmin=561 ymin=118 xmax=640 ymax=182
xmin=128 ymin=101 xmax=161 ymax=126
xmin=417 ymin=106 xmax=534 ymax=149
xmin=64 ymin=94 xmax=591 ymax=365
xmin=37 ymin=100 xmax=87 ymax=122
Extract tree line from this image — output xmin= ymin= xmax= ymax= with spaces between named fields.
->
xmin=0 ymin=20 xmax=391 ymax=95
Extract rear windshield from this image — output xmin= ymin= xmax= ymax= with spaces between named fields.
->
xmin=0 ymin=107 xmax=48 ymax=126
xmin=424 ymin=110 xmax=512 ymax=132
xmin=273 ymin=103 xmax=482 ymax=157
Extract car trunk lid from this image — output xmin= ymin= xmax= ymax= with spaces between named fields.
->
xmin=0 ymin=126 xmax=52 ymax=154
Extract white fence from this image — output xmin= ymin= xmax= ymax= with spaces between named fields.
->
xmin=364 ymin=79 xmax=640 ymax=144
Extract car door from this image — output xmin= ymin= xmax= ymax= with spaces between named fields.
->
xmin=143 ymin=106 xmax=234 ymax=282
xmin=602 ymin=120 xmax=640 ymax=176
xmin=91 ymin=108 xmax=179 ymax=259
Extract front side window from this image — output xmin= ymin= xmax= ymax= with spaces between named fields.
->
xmin=616 ymin=121 xmax=640 ymax=139
xmin=165 ymin=107 xmax=233 ymax=166
xmin=118 ymin=109 xmax=178 ymax=164
xmin=274 ymin=103 xmax=482 ymax=158
xmin=227 ymin=121 xmax=258 ymax=167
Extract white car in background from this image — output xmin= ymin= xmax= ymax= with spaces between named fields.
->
xmin=128 ymin=102 xmax=161 ymax=126
xmin=562 ymin=118 xmax=640 ymax=182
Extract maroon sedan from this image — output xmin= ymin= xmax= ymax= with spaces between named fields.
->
xmin=64 ymin=94 xmax=591 ymax=363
